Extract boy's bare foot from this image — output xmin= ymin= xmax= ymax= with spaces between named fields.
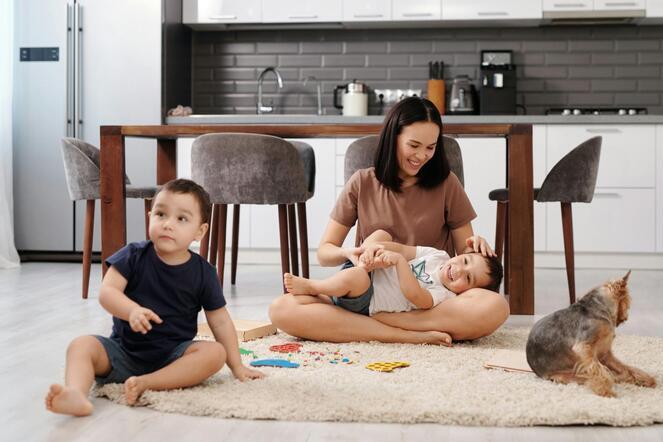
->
xmin=45 ymin=384 xmax=93 ymax=416
xmin=283 ymin=273 xmax=315 ymax=295
xmin=412 ymin=331 xmax=453 ymax=347
xmin=124 ymin=376 xmax=148 ymax=406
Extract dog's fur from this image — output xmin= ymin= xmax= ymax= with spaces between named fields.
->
xmin=526 ymin=271 xmax=656 ymax=397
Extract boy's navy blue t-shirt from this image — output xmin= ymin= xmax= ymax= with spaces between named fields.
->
xmin=105 ymin=241 xmax=225 ymax=365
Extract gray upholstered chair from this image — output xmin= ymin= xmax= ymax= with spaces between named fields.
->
xmin=60 ymin=138 xmax=158 ymax=299
xmin=488 ymin=136 xmax=602 ymax=303
xmin=191 ymin=133 xmax=314 ymax=288
xmin=344 ymin=135 xmax=464 ymax=186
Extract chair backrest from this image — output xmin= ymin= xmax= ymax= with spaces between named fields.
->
xmin=344 ymin=135 xmax=464 ymax=186
xmin=537 ymin=136 xmax=602 ymax=203
xmin=191 ymin=133 xmax=309 ymax=204
xmin=60 ymin=138 xmax=131 ymax=201
xmin=289 ymin=140 xmax=316 ymax=198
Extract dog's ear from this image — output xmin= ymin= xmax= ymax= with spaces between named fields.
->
xmin=622 ymin=270 xmax=631 ymax=283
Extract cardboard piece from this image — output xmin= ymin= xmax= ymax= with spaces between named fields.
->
xmin=198 ymin=319 xmax=277 ymax=342
xmin=484 ymin=349 xmax=533 ymax=373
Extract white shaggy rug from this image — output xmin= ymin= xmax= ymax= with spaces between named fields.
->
xmin=95 ymin=327 xmax=663 ymax=426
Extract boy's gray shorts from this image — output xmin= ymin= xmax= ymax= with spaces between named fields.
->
xmin=93 ymin=335 xmax=194 ymax=385
xmin=332 ymin=260 xmax=373 ymax=316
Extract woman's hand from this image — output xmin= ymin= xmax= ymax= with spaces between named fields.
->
xmin=343 ymin=246 xmax=364 ymax=266
xmin=358 ymin=243 xmax=384 ymax=268
xmin=464 ymin=235 xmax=496 ymax=257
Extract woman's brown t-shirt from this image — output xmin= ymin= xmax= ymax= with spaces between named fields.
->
xmin=330 ymin=168 xmax=476 ymax=255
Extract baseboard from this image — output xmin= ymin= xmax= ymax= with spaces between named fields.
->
xmin=17 ymin=250 xmax=102 ymax=263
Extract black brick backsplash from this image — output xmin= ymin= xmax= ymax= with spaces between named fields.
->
xmin=191 ymin=26 xmax=663 ymax=115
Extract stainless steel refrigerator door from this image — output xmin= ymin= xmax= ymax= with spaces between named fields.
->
xmin=13 ymin=0 xmax=74 ymax=251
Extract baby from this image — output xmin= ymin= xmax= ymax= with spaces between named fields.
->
xmin=284 ymin=229 xmax=503 ymax=343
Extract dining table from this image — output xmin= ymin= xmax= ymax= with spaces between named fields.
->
xmin=99 ymin=122 xmax=534 ymax=314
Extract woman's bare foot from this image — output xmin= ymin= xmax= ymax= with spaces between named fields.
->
xmin=283 ymin=273 xmax=315 ymax=295
xmin=45 ymin=384 xmax=93 ymax=416
xmin=412 ymin=331 xmax=453 ymax=346
xmin=124 ymin=376 xmax=148 ymax=406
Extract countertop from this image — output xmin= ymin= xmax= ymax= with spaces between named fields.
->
xmin=166 ymin=114 xmax=663 ymax=125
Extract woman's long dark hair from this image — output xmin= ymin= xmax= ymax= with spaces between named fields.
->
xmin=374 ymin=97 xmax=450 ymax=192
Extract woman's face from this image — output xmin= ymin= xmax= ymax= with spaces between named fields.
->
xmin=395 ymin=121 xmax=439 ymax=185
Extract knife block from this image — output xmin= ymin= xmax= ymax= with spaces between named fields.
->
xmin=427 ymin=79 xmax=446 ymax=115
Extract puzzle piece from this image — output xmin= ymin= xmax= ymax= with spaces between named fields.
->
xmin=365 ymin=361 xmax=410 ymax=372
xmin=269 ymin=343 xmax=302 ymax=353
xmin=250 ymin=358 xmax=300 ymax=368
xmin=239 ymin=348 xmax=257 ymax=358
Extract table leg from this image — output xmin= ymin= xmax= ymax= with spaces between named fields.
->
xmin=506 ymin=126 xmax=534 ymax=315
xmin=100 ymin=127 xmax=126 ymax=274
xmin=157 ymin=139 xmax=177 ymax=184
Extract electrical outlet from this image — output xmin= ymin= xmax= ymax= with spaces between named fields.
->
xmin=373 ymin=89 xmax=422 ymax=104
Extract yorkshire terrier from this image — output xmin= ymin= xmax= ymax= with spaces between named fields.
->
xmin=526 ymin=271 xmax=657 ymax=397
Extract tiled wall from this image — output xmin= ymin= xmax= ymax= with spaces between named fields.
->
xmin=191 ymin=25 xmax=663 ymax=115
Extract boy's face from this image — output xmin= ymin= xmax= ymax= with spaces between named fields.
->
xmin=437 ymin=253 xmax=491 ymax=294
xmin=148 ymin=190 xmax=208 ymax=255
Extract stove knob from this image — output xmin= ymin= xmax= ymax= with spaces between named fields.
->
xmin=573 ymin=109 xmax=582 ymax=115
xmin=593 ymin=110 xmax=600 ymax=115
xmin=628 ymin=109 xmax=637 ymax=115
xmin=618 ymin=109 xmax=627 ymax=115
xmin=561 ymin=109 xmax=571 ymax=116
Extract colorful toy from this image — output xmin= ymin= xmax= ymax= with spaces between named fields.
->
xmin=250 ymin=359 xmax=300 ymax=368
xmin=239 ymin=348 xmax=257 ymax=358
xmin=365 ymin=361 xmax=410 ymax=372
xmin=269 ymin=343 xmax=302 ymax=353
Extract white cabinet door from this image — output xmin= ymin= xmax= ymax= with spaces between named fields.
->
xmin=183 ymin=0 xmax=262 ymax=24
xmin=262 ymin=0 xmax=342 ymax=23
xmin=393 ymin=0 xmax=442 ymax=20
xmin=546 ymin=125 xmax=655 ymax=188
xmin=343 ymin=0 xmax=391 ymax=21
xmin=443 ymin=0 xmax=542 ymax=19
xmin=543 ymin=0 xmax=593 ymax=12
xmin=546 ymin=188 xmax=656 ymax=253
xmin=647 ymin=0 xmax=663 ymax=16
xmin=656 ymin=125 xmax=663 ymax=253
xmin=595 ymin=0 xmax=645 ymax=10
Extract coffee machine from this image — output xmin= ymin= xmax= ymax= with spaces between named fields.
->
xmin=479 ymin=50 xmax=517 ymax=115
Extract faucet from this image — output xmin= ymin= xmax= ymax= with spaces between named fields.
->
xmin=303 ymin=75 xmax=323 ymax=116
xmin=257 ymin=67 xmax=284 ymax=114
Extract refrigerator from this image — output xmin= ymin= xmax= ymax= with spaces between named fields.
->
xmin=13 ymin=0 xmax=162 ymax=254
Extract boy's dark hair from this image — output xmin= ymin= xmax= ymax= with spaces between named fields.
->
xmin=374 ymin=96 xmax=450 ymax=192
xmin=478 ymin=254 xmax=504 ymax=292
xmin=155 ymin=179 xmax=211 ymax=224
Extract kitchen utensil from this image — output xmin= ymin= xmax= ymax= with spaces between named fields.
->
xmin=334 ymin=80 xmax=369 ymax=116
xmin=448 ymin=75 xmax=476 ymax=115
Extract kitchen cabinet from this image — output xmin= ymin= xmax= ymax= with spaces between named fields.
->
xmin=543 ymin=0 xmax=593 ymax=12
xmin=647 ymin=0 xmax=663 ymax=17
xmin=545 ymin=125 xmax=656 ymax=253
xmin=262 ymin=0 xmax=342 ymax=23
xmin=443 ymin=0 xmax=542 ymax=20
xmin=392 ymin=0 xmax=442 ymax=21
xmin=594 ymin=0 xmax=645 ymax=11
xmin=182 ymin=0 xmax=261 ymax=24
xmin=343 ymin=0 xmax=391 ymax=21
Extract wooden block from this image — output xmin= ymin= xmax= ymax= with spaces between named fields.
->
xmin=484 ymin=349 xmax=533 ymax=373
xmin=198 ymin=319 xmax=277 ymax=342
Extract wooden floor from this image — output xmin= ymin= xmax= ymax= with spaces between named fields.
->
xmin=1 ymin=262 xmax=662 ymax=442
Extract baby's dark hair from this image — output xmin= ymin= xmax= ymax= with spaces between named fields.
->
xmin=155 ymin=179 xmax=211 ymax=224
xmin=476 ymin=254 xmax=504 ymax=292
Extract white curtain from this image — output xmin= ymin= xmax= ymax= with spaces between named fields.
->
xmin=0 ymin=0 xmax=20 ymax=268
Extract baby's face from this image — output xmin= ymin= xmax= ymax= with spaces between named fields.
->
xmin=437 ymin=253 xmax=492 ymax=294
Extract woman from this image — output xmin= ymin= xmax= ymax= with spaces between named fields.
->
xmin=269 ymin=97 xmax=509 ymax=344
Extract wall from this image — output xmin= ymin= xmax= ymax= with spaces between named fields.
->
xmin=191 ymin=25 xmax=663 ymax=115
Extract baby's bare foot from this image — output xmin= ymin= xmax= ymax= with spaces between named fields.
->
xmin=283 ymin=273 xmax=314 ymax=295
xmin=124 ymin=376 xmax=148 ymax=406
xmin=414 ymin=331 xmax=453 ymax=346
xmin=45 ymin=384 xmax=93 ymax=416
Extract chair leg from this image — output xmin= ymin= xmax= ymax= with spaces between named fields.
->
xmin=296 ymin=202 xmax=310 ymax=278
xmin=504 ymin=205 xmax=510 ymax=295
xmin=209 ymin=205 xmax=220 ymax=266
xmin=143 ymin=199 xmax=151 ymax=240
xmin=287 ymin=204 xmax=299 ymax=276
xmin=495 ymin=201 xmax=507 ymax=261
xmin=561 ymin=202 xmax=576 ymax=304
xmin=199 ymin=204 xmax=212 ymax=260
xmin=231 ymin=204 xmax=240 ymax=285
xmin=216 ymin=204 xmax=228 ymax=286
xmin=278 ymin=204 xmax=290 ymax=292
xmin=82 ymin=200 xmax=95 ymax=299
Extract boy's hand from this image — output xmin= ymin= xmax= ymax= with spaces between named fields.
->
xmin=128 ymin=307 xmax=163 ymax=334
xmin=232 ymin=365 xmax=266 ymax=382
xmin=374 ymin=250 xmax=402 ymax=267
xmin=358 ymin=244 xmax=384 ymax=267
xmin=465 ymin=235 xmax=496 ymax=257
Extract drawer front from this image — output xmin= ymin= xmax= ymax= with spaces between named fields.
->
xmin=546 ymin=125 xmax=655 ymax=188
xmin=444 ymin=0 xmax=542 ymax=19
xmin=343 ymin=0 xmax=391 ymax=21
xmin=393 ymin=0 xmax=441 ymax=20
xmin=595 ymin=0 xmax=645 ymax=10
xmin=262 ymin=0 xmax=342 ymax=23
xmin=543 ymin=0 xmax=593 ymax=11
xmin=546 ymin=188 xmax=656 ymax=253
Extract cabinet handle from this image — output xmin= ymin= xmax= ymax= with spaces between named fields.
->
xmin=402 ymin=12 xmax=434 ymax=17
xmin=477 ymin=11 xmax=509 ymax=16
xmin=585 ymin=128 xmax=622 ymax=133
xmin=603 ymin=2 xmax=639 ymax=6
xmin=552 ymin=2 xmax=587 ymax=7
xmin=593 ymin=192 xmax=622 ymax=198
xmin=353 ymin=14 xmax=384 ymax=18
xmin=209 ymin=15 xmax=237 ymax=20
xmin=288 ymin=15 xmax=318 ymax=19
